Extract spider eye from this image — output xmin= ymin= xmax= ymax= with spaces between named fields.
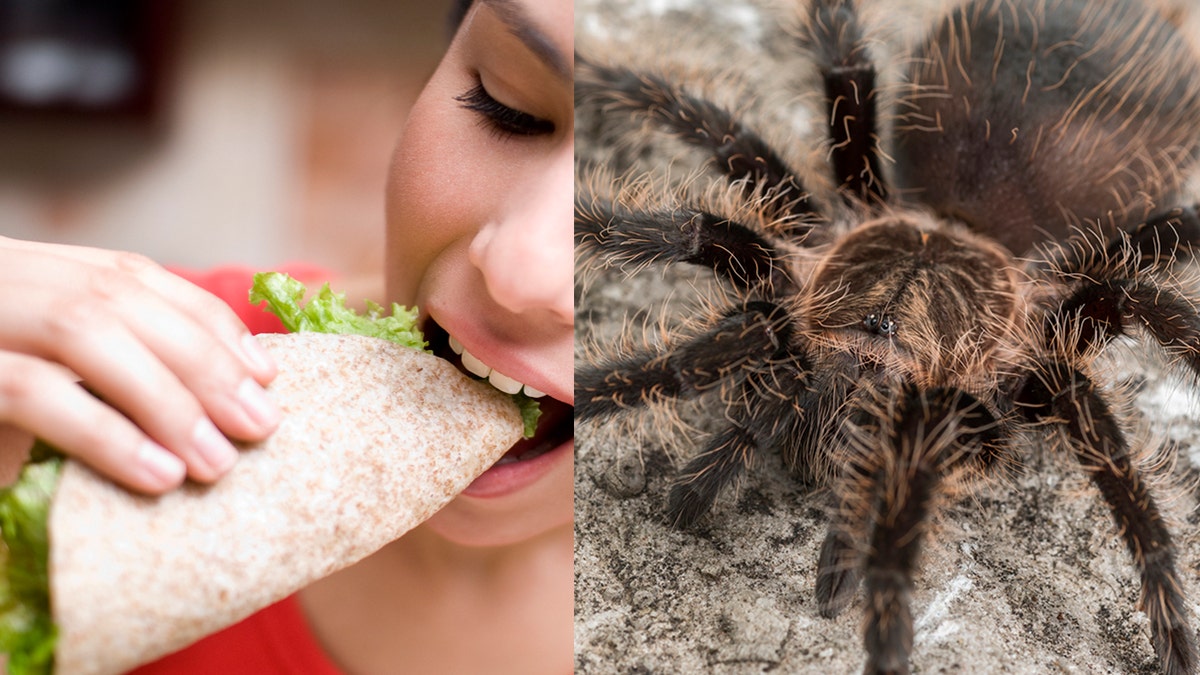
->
xmin=863 ymin=313 xmax=897 ymax=336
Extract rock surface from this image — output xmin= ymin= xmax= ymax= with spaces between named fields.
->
xmin=574 ymin=1 xmax=1200 ymax=673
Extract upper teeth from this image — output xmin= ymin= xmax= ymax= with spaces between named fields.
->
xmin=449 ymin=335 xmax=545 ymax=398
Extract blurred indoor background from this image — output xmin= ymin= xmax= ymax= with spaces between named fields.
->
xmin=0 ymin=0 xmax=453 ymax=278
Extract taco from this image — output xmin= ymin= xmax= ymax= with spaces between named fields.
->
xmin=0 ymin=275 xmax=526 ymax=674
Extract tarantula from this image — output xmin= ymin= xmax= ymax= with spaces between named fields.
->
xmin=575 ymin=0 xmax=1200 ymax=673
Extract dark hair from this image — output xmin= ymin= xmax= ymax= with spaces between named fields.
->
xmin=448 ymin=0 xmax=474 ymax=34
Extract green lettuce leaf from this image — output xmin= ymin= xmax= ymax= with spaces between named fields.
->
xmin=512 ymin=393 xmax=542 ymax=440
xmin=0 ymin=450 xmax=62 ymax=675
xmin=250 ymin=272 xmax=539 ymax=436
xmin=249 ymin=271 xmax=425 ymax=350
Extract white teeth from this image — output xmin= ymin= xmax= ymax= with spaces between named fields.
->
xmin=449 ymin=334 xmax=546 ymax=399
xmin=488 ymin=370 xmax=524 ymax=395
xmin=460 ymin=350 xmax=491 ymax=378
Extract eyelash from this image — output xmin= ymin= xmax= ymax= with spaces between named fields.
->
xmin=455 ymin=80 xmax=555 ymax=138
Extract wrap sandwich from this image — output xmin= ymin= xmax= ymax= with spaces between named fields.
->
xmin=0 ymin=273 xmax=539 ymax=674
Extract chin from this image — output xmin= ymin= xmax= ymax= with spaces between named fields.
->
xmin=419 ymin=441 xmax=574 ymax=548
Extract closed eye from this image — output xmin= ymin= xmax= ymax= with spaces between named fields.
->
xmin=455 ymin=80 xmax=555 ymax=138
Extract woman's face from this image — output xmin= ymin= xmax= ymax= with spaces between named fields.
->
xmin=383 ymin=0 xmax=572 ymax=547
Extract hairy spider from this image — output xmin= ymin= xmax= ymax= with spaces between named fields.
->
xmin=575 ymin=0 xmax=1200 ymax=673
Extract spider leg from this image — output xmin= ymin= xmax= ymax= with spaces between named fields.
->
xmin=802 ymin=0 xmax=888 ymax=204
xmin=814 ymin=396 xmax=870 ymax=619
xmin=1047 ymin=221 xmax=1200 ymax=375
xmin=1044 ymin=203 xmax=1200 ymax=277
xmin=579 ymin=300 xmax=810 ymax=527
xmin=1052 ymin=278 xmax=1199 ymax=359
xmin=575 ymin=192 xmax=797 ymax=293
xmin=667 ymin=419 xmax=758 ymax=528
xmin=815 ymin=501 xmax=862 ymax=618
xmin=1118 ymin=203 xmax=1200 ymax=271
xmin=576 ymin=56 xmax=816 ymax=218
xmin=576 ymin=301 xmax=791 ymax=421
xmin=1016 ymin=362 xmax=1196 ymax=675
xmin=667 ymin=349 xmax=814 ymax=527
xmin=835 ymin=385 xmax=1003 ymax=675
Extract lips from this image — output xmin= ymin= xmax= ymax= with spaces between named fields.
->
xmin=424 ymin=320 xmax=574 ymax=465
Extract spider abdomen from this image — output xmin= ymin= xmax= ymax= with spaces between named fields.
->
xmin=895 ymin=0 xmax=1200 ymax=254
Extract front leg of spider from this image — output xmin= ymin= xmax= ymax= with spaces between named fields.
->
xmin=1031 ymin=227 xmax=1200 ymax=674
xmin=576 ymin=302 xmax=790 ymax=420
xmin=666 ymin=343 xmax=813 ymax=527
xmin=838 ymin=386 xmax=1004 ymax=675
xmin=1016 ymin=364 xmax=1197 ymax=675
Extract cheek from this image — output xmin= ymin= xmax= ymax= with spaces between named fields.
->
xmin=384 ymin=93 xmax=483 ymax=305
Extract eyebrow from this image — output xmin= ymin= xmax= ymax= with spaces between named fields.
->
xmin=479 ymin=0 xmax=571 ymax=82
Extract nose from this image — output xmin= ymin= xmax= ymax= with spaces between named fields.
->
xmin=468 ymin=146 xmax=573 ymax=325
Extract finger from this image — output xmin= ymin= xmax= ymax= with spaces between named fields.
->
xmin=26 ymin=298 xmax=243 ymax=484
xmin=105 ymin=253 xmax=279 ymax=385
xmin=2 ymin=240 xmax=277 ymax=385
xmin=0 ymin=352 xmax=187 ymax=495
xmin=95 ymin=269 xmax=283 ymax=442
xmin=5 ymin=263 xmax=280 ymax=445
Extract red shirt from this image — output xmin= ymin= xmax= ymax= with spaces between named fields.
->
xmin=128 ymin=265 xmax=344 ymax=675
xmin=130 ymin=596 xmax=341 ymax=675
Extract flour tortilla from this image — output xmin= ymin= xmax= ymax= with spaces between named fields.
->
xmin=47 ymin=332 xmax=521 ymax=675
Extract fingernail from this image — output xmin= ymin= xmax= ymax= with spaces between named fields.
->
xmin=137 ymin=440 xmax=187 ymax=486
xmin=192 ymin=417 xmax=239 ymax=474
xmin=240 ymin=333 xmax=276 ymax=376
xmin=238 ymin=378 xmax=282 ymax=429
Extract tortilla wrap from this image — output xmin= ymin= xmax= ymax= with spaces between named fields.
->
xmin=47 ymin=332 xmax=521 ymax=675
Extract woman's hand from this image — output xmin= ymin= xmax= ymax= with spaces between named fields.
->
xmin=0 ymin=236 xmax=281 ymax=494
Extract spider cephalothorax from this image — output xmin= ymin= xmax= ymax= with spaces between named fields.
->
xmin=802 ymin=214 xmax=1020 ymax=372
xmin=576 ymin=0 xmax=1200 ymax=672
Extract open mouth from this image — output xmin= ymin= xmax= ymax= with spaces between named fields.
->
xmin=424 ymin=320 xmax=574 ymax=465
